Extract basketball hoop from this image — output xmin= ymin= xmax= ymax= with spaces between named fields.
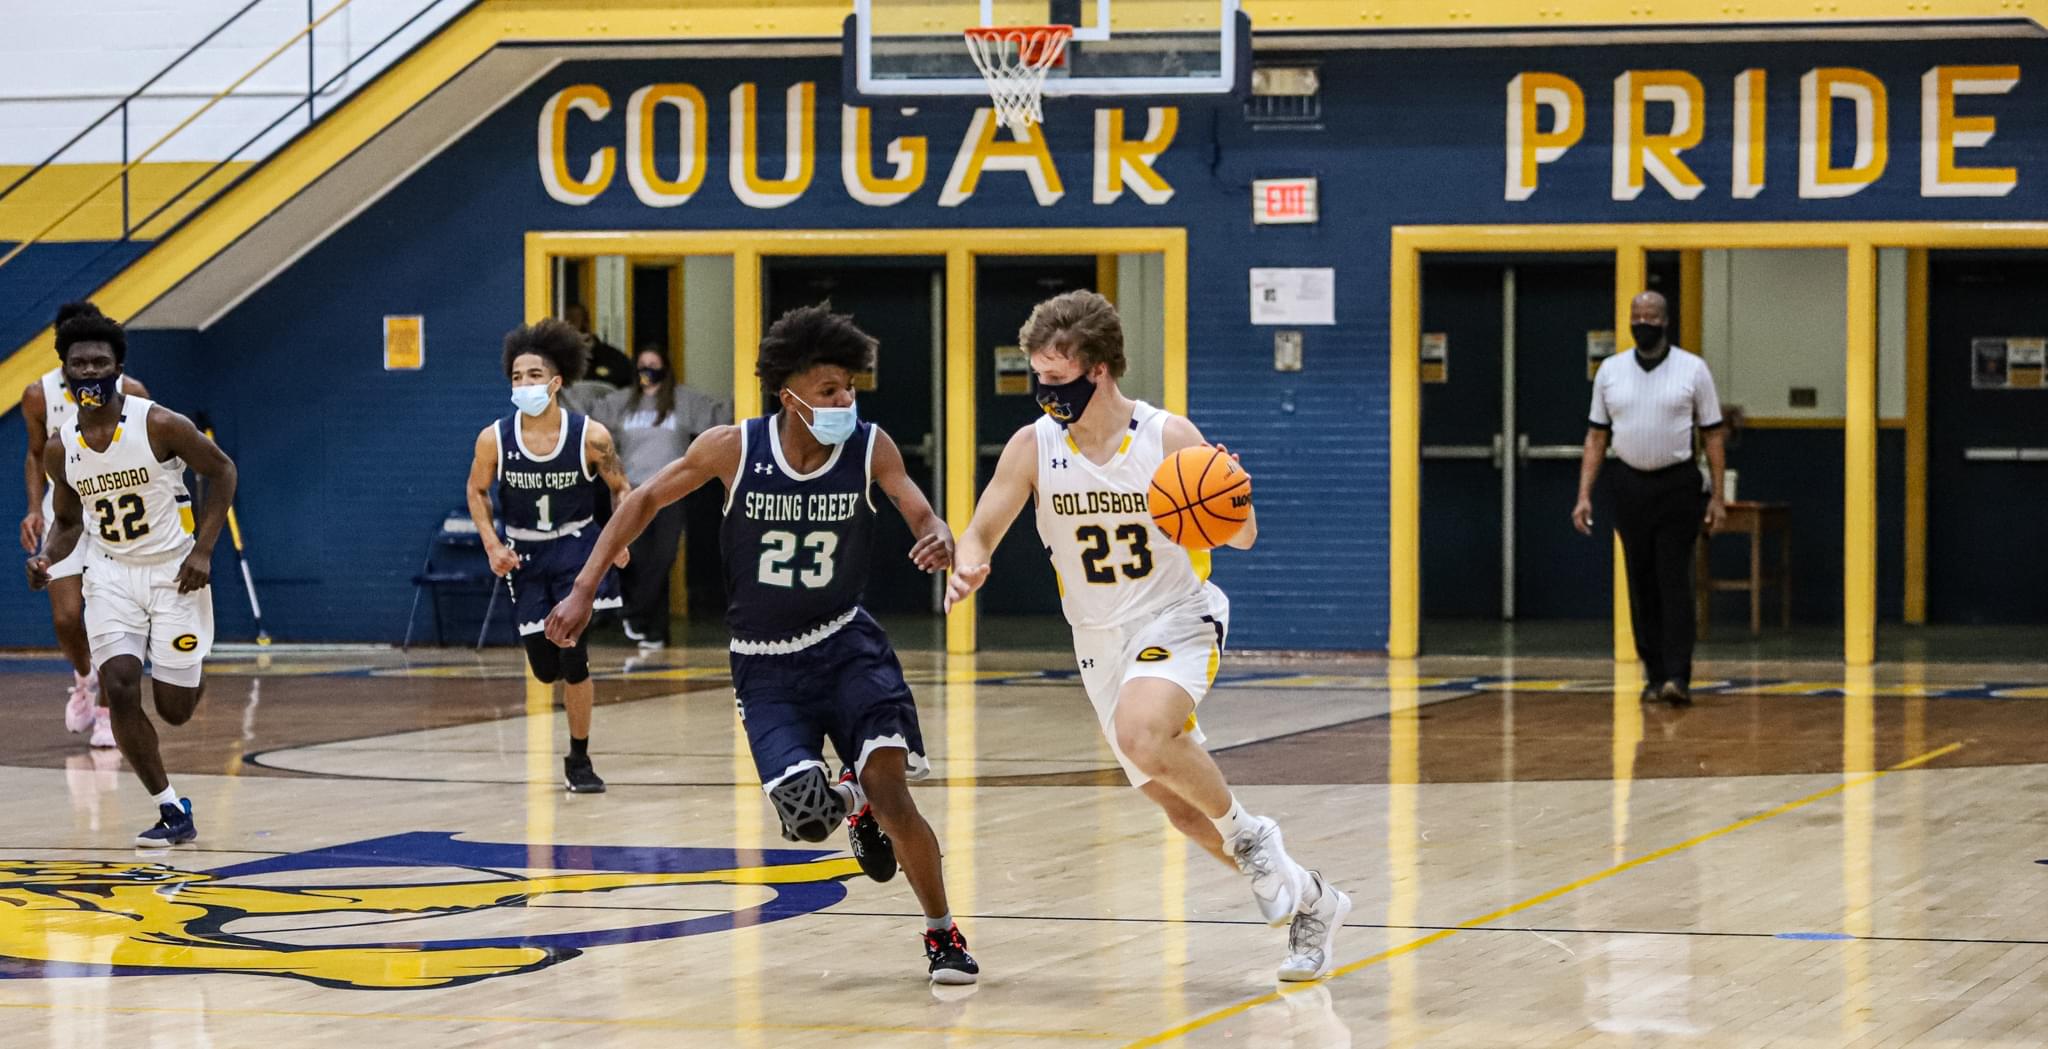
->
xmin=962 ymin=24 xmax=1072 ymax=133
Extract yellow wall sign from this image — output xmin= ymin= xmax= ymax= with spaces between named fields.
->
xmin=384 ymin=315 xmax=424 ymax=371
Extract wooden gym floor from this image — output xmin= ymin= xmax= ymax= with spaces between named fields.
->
xmin=1 ymin=642 xmax=2044 ymax=1047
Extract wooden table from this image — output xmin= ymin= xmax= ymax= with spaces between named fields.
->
xmin=1696 ymin=501 xmax=1791 ymax=638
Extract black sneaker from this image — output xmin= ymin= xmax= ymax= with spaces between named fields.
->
xmin=564 ymin=754 xmax=607 ymax=794
xmin=841 ymin=770 xmax=895 ymax=882
xmin=1658 ymin=680 xmax=1694 ymax=706
xmin=135 ymin=798 xmax=196 ymax=847
xmin=923 ymin=924 xmax=979 ymax=985
xmin=1639 ymin=681 xmax=1662 ymax=703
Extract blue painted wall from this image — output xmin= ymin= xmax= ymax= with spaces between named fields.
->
xmin=6 ymin=38 xmax=2045 ymax=649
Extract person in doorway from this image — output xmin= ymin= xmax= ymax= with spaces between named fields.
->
xmin=944 ymin=290 xmax=1350 ymax=983
xmin=20 ymin=301 xmax=160 ymax=748
xmin=561 ymin=303 xmax=635 ymax=390
xmin=544 ymin=304 xmax=978 ymax=985
xmin=465 ymin=319 xmax=632 ymax=793
xmin=1572 ymin=290 xmax=1727 ymax=704
xmin=592 ymin=343 xmax=729 ymax=651
xmin=27 ymin=309 xmax=238 ymax=847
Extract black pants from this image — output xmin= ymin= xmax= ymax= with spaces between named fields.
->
xmin=621 ymin=501 xmax=687 ymax=643
xmin=1611 ymin=463 xmax=1704 ymax=689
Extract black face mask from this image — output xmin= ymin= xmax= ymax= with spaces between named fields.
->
xmin=69 ymin=370 xmax=120 ymax=410
xmin=1033 ymin=371 xmax=1097 ymax=427
xmin=638 ymin=366 xmax=666 ymax=385
xmin=1631 ymin=323 xmax=1667 ymax=352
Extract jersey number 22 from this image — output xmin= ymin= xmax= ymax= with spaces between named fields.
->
xmin=759 ymin=530 xmax=838 ymax=588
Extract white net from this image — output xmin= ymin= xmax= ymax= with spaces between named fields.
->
xmin=963 ymin=25 xmax=1071 ymax=133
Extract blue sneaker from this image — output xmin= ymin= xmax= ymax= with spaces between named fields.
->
xmin=135 ymin=798 xmax=196 ymax=847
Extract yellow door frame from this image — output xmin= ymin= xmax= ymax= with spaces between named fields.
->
xmin=1390 ymin=221 xmax=2048 ymax=667
xmin=525 ymin=228 xmax=1188 ymax=655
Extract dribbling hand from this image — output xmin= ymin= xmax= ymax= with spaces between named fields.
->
xmin=544 ymin=591 xmax=593 ymax=649
xmin=909 ymin=530 xmax=954 ymax=574
xmin=943 ymin=563 xmax=990 ymax=613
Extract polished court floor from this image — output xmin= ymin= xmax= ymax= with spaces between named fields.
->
xmin=2 ymin=639 xmax=2045 ymax=1047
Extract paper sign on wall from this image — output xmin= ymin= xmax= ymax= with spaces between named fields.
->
xmin=1972 ymin=336 xmax=2047 ymax=389
xmin=384 ymin=315 xmax=423 ymax=371
xmin=2007 ymin=337 xmax=2045 ymax=388
xmin=1585 ymin=329 xmax=1615 ymax=380
xmin=994 ymin=345 xmax=1031 ymax=394
xmin=1421 ymin=332 xmax=1449 ymax=383
xmin=1250 ymin=268 xmax=1335 ymax=325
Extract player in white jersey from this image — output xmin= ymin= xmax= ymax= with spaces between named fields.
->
xmin=18 ymin=302 xmax=157 ymax=746
xmin=945 ymin=290 xmax=1350 ymax=982
xmin=26 ymin=311 xmax=238 ymax=849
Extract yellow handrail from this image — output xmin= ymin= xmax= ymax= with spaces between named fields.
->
xmin=0 ymin=0 xmax=358 ymax=273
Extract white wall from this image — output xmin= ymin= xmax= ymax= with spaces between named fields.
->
xmin=682 ymin=255 xmax=736 ymax=400
xmin=1116 ymin=252 xmax=1166 ymax=407
xmin=1696 ymin=248 xmax=1907 ymax=420
xmin=0 ymin=0 xmax=466 ymax=165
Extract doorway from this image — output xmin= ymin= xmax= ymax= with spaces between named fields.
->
xmin=1419 ymin=254 xmax=1683 ymax=636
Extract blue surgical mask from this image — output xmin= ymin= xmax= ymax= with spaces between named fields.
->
xmin=510 ymin=383 xmax=553 ymax=417
xmin=69 ymin=372 xmax=120 ymax=410
xmin=786 ymin=391 xmax=858 ymax=445
xmin=1032 ymin=371 xmax=1097 ymax=427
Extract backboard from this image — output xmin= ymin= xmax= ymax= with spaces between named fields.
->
xmin=849 ymin=0 xmax=1247 ymax=99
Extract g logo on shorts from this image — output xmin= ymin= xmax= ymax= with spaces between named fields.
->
xmin=1136 ymin=646 xmax=1171 ymax=662
xmin=171 ymin=634 xmax=199 ymax=653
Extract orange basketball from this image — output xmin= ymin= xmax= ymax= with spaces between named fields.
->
xmin=1147 ymin=445 xmax=1252 ymax=550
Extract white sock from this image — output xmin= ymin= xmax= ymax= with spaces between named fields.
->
xmin=925 ymin=913 xmax=953 ymax=932
xmin=1210 ymin=796 xmax=1253 ymax=842
xmin=1297 ymin=869 xmax=1324 ymax=911
xmin=150 ymin=785 xmax=180 ymax=809
xmin=833 ymin=776 xmax=866 ymax=813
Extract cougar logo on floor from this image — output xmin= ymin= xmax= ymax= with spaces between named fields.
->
xmin=0 ymin=832 xmax=857 ymax=989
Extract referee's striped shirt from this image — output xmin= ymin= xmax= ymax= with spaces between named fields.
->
xmin=1588 ymin=346 xmax=1723 ymax=472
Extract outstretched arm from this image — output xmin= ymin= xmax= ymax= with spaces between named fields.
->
xmin=1161 ymin=416 xmax=1257 ymax=550
xmin=545 ymin=425 xmax=740 ymax=646
xmin=870 ymin=428 xmax=953 ymax=573
xmin=944 ymin=426 xmax=1036 ymax=612
xmin=20 ymin=382 xmax=47 ymax=554
xmin=150 ymin=407 xmax=237 ymax=593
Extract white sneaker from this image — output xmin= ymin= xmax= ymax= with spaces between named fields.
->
xmin=1278 ymin=871 xmax=1351 ymax=982
xmin=63 ymin=677 xmax=95 ymax=733
xmin=1228 ymin=815 xmax=1312 ymax=926
xmin=90 ymin=708 xmax=116 ymax=749
xmin=636 ymin=639 xmax=666 ymax=653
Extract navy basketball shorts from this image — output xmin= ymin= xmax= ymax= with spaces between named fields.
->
xmin=506 ymin=526 xmax=622 ymax=637
xmin=729 ymin=609 xmax=931 ymax=790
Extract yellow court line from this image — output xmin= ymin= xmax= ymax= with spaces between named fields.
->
xmin=0 ymin=1001 xmax=1118 ymax=1040
xmin=1121 ymin=740 xmax=1965 ymax=1049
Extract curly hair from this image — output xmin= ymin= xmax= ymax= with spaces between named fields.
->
xmin=56 ymin=311 xmax=126 ymax=366
xmin=756 ymin=303 xmax=877 ymax=394
xmin=501 ymin=318 xmax=589 ymax=384
xmin=1018 ymin=290 xmax=1125 ymax=379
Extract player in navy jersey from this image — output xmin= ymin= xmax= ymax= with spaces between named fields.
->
xmin=544 ymin=304 xmax=977 ymax=985
xmin=466 ymin=319 xmax=631 ymax=794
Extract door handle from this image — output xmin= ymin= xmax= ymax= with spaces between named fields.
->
xmin=1517 ymin=435 xmax=1611 ymax=462
xmin=1964 ymin=446 xmax=2048 ymax=462
xmin=1422 ymin=435 xmax=1504 ymax=469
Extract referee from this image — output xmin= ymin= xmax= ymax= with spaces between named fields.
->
xmin=1572 ymin=291 xmax=1727 ymax=704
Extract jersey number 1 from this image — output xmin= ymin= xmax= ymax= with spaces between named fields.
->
xmin=92 ymin=494 xmax=150 ymax=543
xmin=759 ymin=530 xmax=839 ymax=588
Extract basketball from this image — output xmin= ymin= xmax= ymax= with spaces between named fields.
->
xmin=1147 ymin=445 xmax=1252 ymax=550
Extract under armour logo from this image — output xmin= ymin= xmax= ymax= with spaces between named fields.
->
xmin=508 ymin=452 xmax=522 ymax=461
xmin=753 ymin=463 xmax=774 ymax=475
xmin=1079 ymin=659 xmax=1094 ymax=669
xmin=1050 ymin=458 xmax=1069 ymax=469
